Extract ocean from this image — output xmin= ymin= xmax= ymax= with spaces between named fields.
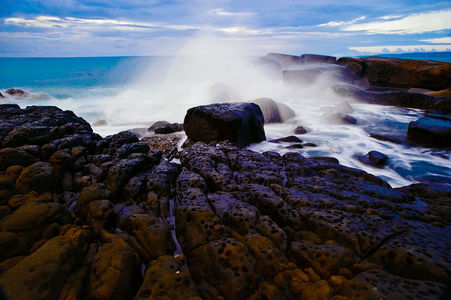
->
xmin=1 ymin=52 xmax=450 ymax=187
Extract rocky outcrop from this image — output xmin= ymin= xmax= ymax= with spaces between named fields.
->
xmin=183 ymin=102 xmax=266 ymax=147
xmin=0 ymin=104 xmax=449 ymax=300
xmin=333 ymin=84 xmax=451 ymax=114
xmin=360 ymin=57 xmax=451 ymax=91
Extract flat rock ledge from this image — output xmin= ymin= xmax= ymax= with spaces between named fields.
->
xmin=0 ymin=104 xmax=449 ymax=300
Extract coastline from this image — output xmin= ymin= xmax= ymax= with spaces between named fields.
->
xmin=0 ymin=54 xmax=450 ymax=299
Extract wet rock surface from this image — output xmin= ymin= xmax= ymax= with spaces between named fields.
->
xmin=183 ymin=102 xmax=266 ymax=147
xmin=0 ymin=104 xmax=450 ymax=299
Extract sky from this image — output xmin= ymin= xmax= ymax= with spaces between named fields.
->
xmin=0 ymin=0 xmax=450 ymax=57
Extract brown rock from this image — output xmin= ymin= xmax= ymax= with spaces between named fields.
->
xmin=301 ymin=280 xmax=332 ymax=300
xmin=135 ymin=255 xmax=200 ymax=300
xmin=361 ymin=56 xmax=451 ymax=90
xmin=0 ymin=202 xmax=71 ymax=246
xmin=87 ymin=239 xmax=140 ymax=300
xmin=0 ymin=226 xmax=91 ymax=300
xmin=0 ymin=232 xmax=27 ymax=260
xmin=0 ymin=148 xmax=39 ymax=171
xmin=188 ymin=238 xmax=261 ymax=299
xmin=15 ymin=162 xmax=56 ymax=193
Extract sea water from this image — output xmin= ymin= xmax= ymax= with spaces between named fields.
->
xmin=0 ymin=52 xmax=450 ymax=187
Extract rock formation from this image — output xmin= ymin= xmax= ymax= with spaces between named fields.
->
xmin=0 ymin=103 xmax=449 ymax=299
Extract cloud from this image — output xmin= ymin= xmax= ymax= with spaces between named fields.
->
xmin=349 ymin=44 xmax=451 ymax=54
xmin=318 ymin=16 xmax=366 ymax=27
xmin=342 ymin=9 xmax=451 ymax=34
xmin=380 ymin=15 xmax=403 ymax=20
xmin=420 ymin=37 xmax=451 ymax=44
xmin=209 ymin=8 xmax=255 ymax=17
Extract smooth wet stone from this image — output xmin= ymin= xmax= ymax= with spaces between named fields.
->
xmin=407 ymin=115 xmax=451 ymax=146
xmin=294 ymin=126 xmax=308 ymax=134
xmin=356 ymin=150 xmax=389 ymax=167
xmin=251 ymin=97 xmax=296 ymax=123
xmin=270 ymin=135 xmax=303 ymax=144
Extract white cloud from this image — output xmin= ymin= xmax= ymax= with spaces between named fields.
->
xmin=318 ymin=16 xmax=366 ymax=27
xmin=343 ymin=9 xmax=451 ymax=34
xmin=349 ymin=44 xmax=451 ymax=53
xmin=420 ymin=37 xmax=451 ymax=44
xmin=209 ymin=8 xmax=255 ymax=17
xmin=380 ymin=15 xmax=403 ymax=20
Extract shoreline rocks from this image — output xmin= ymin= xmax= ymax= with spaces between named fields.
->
xmin=0 ymin=101 xmax=450 ymax=300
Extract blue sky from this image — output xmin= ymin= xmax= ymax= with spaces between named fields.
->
xmin=0 ymin=0 xmax=450 ymax=57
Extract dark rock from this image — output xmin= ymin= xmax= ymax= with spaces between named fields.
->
xmin=333 ymin=84 xmax=451 ymax=114
xmin=0 ymin=92 xmax=3 ymax=98
xmin=188 ymin=238 xmax=261 ymax=300
xmin=342 ymin=114 xmax=357 ymax=124
xmin=270 ymin=136 xmax=303 ymax=143
xmin=113 ymin=142 xmax=150 ymax=159
xmin=5 ymin=88 xmax=30 ymax=97
xmin=407 ymin=115 xmax=451 ymax=146
xmin=148 ymin=121 xmax=183 ymax=134
xmin=141 ymin=134 xmax=182 ymax=160
xmin=356 ymin=151 xmax=389 ymax=167
xmin=106 ymin=156 xmax=150 ymax=195
xmin=0 ymin=148 xmax=39 ymax=171
xmin=183 ymin=102 xmax=266 ymax=147
xmin=15 ymin=162 xmax=56 ymax=193
xmin=300 ymin=54 xmax=337 ymax=64
xmin=294 ymin=126 xmax=308 ymax=134
xmin=311 ymin=156 xmax=339 ymax=164
xmin=0 ymin=201 xmax=71 ymax=246
xmin=87 ymin=239 xmax=140 ymax=300
xmin=251 ymin=98 xmax=296 ymax=123
xmin=0 ymin=226 xmax=91 ymax=300
xmin=300 ymin=280 xmax=332 ymax=300
xmin=121 ymin=212 xmax=175 ymax=259
xmin=340 ymin=269 xmax=446 ymax=300
xmin=0 ymin=232 xmax=27 ymax=260
xmin=135 ymin=255 xmax=200 ymax=300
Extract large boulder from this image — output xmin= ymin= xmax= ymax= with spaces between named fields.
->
xmin=183 ymin=102 xmax=266 ymax=147
xmin=407 ymin=115 xmax=451 ymax=146
xmin=251 ymin=98 xmax=296 ymax=123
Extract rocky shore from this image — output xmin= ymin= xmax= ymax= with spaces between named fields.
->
xmin=0 ymin=54 xmax=450 ymax=299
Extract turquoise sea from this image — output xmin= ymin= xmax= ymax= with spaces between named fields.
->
xmin=0 ymin=52 xmax=450 ymax=187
